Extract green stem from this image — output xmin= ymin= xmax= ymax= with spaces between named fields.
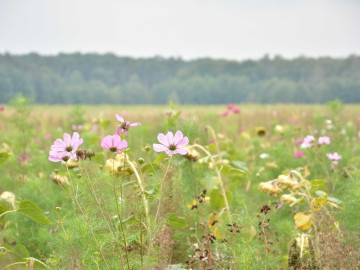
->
xmin=193 ymin=144 xmax=232 ymax=219
xmin=154 ymin=156 xmax=172 ymax=224
xmin=66 ymin=166 xmax=111 ymax=270
xmin=125 ymin=155 xmax=151 ymax=231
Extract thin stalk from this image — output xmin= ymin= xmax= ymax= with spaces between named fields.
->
xmin=66 ymin=167 xmax=111 ymax=270
xmin=154 ymin=156 xmax=172 ymax=224
xmin=193 ymin=144 xmax=231 ymax=218
xmin=81 ymin=162 xmax=126 ymax=269
xmin=125 ymin=154 xmax=151 ymax=230
xmin=111 ymin=159 xmax=131 ymax=270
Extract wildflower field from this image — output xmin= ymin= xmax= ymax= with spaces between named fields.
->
xmin=1 ymin=99 xmax=360 ymax=269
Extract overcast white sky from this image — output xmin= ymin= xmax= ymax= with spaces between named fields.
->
xmin=0 ymin=0 xmax=359 ymax=60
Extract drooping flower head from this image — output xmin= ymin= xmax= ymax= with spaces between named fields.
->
xmin=101 ymin=135 xmax=128 ymax=153
xmin=49 ymin=132 xmax=83 ymax=163
xmin=318 ymin=136 xmax=331 ymax=145
xmin=153 ymin=130 xmax=189 ymax=156
xmin=49 ymin=151 xmax=72 ymax=163
xmin=115 ymin=114 xmax=141 ymax=136
xmin=301 ymin=135 xmax=315 ymax=148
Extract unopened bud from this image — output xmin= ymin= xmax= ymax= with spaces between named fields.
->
xmin=54 ymin=169 xmax=59 ymax=174
xmin=55 ymin=206 xmax=61 ymax=211
xmin=77 ymin=174 xmax=82 ymax=179
xmin=144 ymin=145 xmax=151 ymax=152
xmin=138 ymin=158 xmax=145 ymax=164
xmin=148 ymin=172 xmax=154 ymax=177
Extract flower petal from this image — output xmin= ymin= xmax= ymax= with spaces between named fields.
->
xmin=173 ymin=130 xmax=184 ymax=145
xmin=130 ymin=122 xmax=141 ymax=127
xmin=117 ymin=139 xmax=128 ymax=152
xmin=63 ymin=133 xmax=71 ymax=145
xmin=157 ymin=133 xmax=169 ymax=147
xmin=153 ymin=144 xmax=168 ymax=152
xmin=176 ymin=137 xmax=189 ymax=148
xmin=173 ymin=148 xmax=188 ymax=155
xmin=115 ymin=114 xmax=125 ymax=123
xmin=166 ymin=132 xmax=174 ymax=145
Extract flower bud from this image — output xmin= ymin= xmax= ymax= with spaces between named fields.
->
xmin=144 ymin=145 xmax=151 ymax=152
xmin=138 ymin=158 xmax=145 ymax=164
xmin=77 ymin=174 xmax=82 ymax=179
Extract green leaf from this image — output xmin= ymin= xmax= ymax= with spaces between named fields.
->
xmin=210 ymin=189 xmax=232 ymax=211
xmin=13 ymin=244 xmax=30 ymax=261
xmin=167 ymin=213 xmax=187 ymax=229
xmin=230 ymin=160 xmax=249 ymax=172
xmin=310 ymin=179 xmax=327 ymax=192
xmin=0 ymin=201 xmax=10 ymax=215
xmin=17 ymin=200 xmax=51 ymax=225
xmin=0 ymin=152 xmax=10 ymax=166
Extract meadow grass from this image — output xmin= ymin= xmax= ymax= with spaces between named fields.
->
xmin=0 ymin=102 xmax=360 ymax=269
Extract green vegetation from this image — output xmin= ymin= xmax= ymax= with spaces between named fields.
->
xmin=1 ymin=53 xmax=360 ymax=104
xmin=0 ymin=100 xmax=360 ymax=269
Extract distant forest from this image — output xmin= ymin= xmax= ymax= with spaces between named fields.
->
xmin=0 ymin=53 xmax=360 ymax=104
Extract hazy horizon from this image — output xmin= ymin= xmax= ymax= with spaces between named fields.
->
xmin=1 ymin=0 xmax=359 ymax=61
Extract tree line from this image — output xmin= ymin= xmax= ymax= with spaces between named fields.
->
xmin=0 ymin=53 xmax=359 ymax=104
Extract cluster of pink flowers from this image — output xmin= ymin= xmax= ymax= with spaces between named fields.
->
xmin=101 ymin=115 xmax=138 ymax=153
xmin=220 ymin=104 xmax=240 ymax=117
xmin=49 ymin=132 xmax=83 ymax=163
xmin=301 ymin=135 xmax=331 ymax=148
xmin=49 ymin=114 xmax=190 ymax=163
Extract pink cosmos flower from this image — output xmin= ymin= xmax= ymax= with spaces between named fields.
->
xmin=227 ymin=103 xmax=234 ymax=110
xmin=101 ymin=135 xmax=128 ymax=153
xmin=0 ymin=106 xmax=5 ymax=111
xmin=220 ymin=111 xmax=229 ymax=117
xmin=49 ymin=151 xmax=72 ymax=163
xmin=115 ymin=114 xmax=141 ymax=136
xmin=44 ymin=133 xmax=52 ymax=139
xmin=294 ymin=139 xmax=303 ymax=146
xmin=50 ymin=132 xmax=83 ymax=154
xmin=326 ymin=152 xmax=342 ymax=161
xmin=301 ymin=135 xmax=315 ymax=148
xmin=327 ymin=152 xmax=342 ymax=169
xmin=318 ymin=136 xmax=331 ymax=145
xmin=72 ymin=124 xmax=84 ymax=131
xmin=49 ymin=132 xmax=83 ymax=162
xmin=233 ymin=108 xmax=241 ymax=114
xmin=153 ymin=130 xmax=189 ymax=156
xmin=294 ymin=151 xmax=304 ymax=158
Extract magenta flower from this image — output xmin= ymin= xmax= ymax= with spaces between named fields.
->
xmin=49 ymin=132 xmax=83 ymax=162
xmin=153 ymin=130 xmax=189 ymax=156
xmin=318 ymin=136 xmax=330 ymax=145
xmin=220 ymin=111 xmax=229 ymax=117
xmin=233 ymin=108 xmax=241 ymax=114
xmin=227 ymin=103 xmax=234 ymax=110
xmin=294 ymin=151 xmax=304 ymax=158
xmin=301 ymin=135 xmax=315 ymax=148
xmin=101 ymin=135 xmax=128 ymax=153
xmin=294 ymin=139 xmax=303 ymax=146
xmin=115 ymin=114 xmax=141 ymax=136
